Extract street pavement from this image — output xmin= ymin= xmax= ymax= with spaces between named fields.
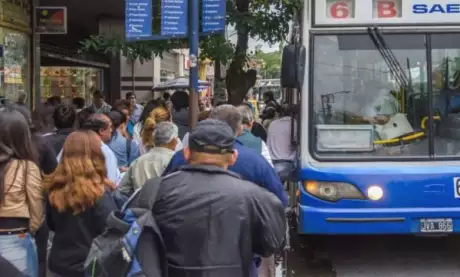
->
xmin=276 ymin=216 xmax=460 ymax=277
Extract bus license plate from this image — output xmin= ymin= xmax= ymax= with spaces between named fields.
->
xmin=420 ymin=218 xmax=453 ymax=233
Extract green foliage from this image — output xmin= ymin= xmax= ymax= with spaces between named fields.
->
xmin=199 ymin=35 xmax=235 ymax=63
xmin=78 ymin=34 xmax=186 ymax=64
xmin=252 ymin=48 xmax=282 ymax=78
xmin=228 ymin=0 xmax=298 ymax=46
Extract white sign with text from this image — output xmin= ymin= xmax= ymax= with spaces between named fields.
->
xmin=315 ymin=0 xmax=460 ymax=26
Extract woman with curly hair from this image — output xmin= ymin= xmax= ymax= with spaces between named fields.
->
xmin=140 ymin=104 xmax=182 ymax=154
xmin=132 ymin=98 xmax=164 ymax=149
xmin=44 ymin=130 xmax=117 ymax=277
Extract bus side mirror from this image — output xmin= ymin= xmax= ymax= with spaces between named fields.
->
xmin=281 ymin=44 xmax=306 ymax=90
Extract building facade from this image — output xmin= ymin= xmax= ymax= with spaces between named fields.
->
xmin=0 ymin=0 xmax=33 ymax=106
xmin=120 ymin=49 xmax=188 ymax=102
xmin=99 ymin=19 xmax=188 ymax=102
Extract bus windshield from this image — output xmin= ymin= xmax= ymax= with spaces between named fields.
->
xmin=312 ymin=33 xmax=460 ymax=159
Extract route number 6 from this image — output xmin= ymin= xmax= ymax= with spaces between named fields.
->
xmin=327 ymin=0 xmax=354 ymax=19
xmin=454 ymin=177 xmax=460 ymax=198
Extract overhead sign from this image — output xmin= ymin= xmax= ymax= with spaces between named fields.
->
xmin=202 ymin=0 xmax=226 ymax=33
xmin=125 ymin=0 xmax=152 ymax=38
xmin=314 ymin=0 xmax=460 ymax=26
xmin=161 ymin=0 xmax=188 ymax=36
xmin=35 ymin=7 xmax=67 ymax=34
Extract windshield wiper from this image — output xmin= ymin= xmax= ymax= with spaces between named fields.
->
xmin=367 ymin=27 xmax=412 ymax=93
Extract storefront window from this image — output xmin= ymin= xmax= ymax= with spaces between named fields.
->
xmin=40 ymin=67 xmax=102 ymax=104
xmin=0 ymin=28 xmax=30 ymax=103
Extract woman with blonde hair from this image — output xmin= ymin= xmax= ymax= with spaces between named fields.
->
xmin=140 ymin=105 xmax=182 ymax=154
xmin=44 ymin=130 xmax=117 ymax=277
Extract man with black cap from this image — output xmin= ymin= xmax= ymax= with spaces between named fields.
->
xmin=132 ymin=119 xmax=286 ymax=277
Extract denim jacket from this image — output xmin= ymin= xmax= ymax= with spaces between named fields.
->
xmin=107 ymin=130 xmax=140 ymax=167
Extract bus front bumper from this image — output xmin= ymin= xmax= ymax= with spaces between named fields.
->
xmin=297 ymin=205 xmax=460 ymax=234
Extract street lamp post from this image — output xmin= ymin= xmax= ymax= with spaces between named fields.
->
xmin=188 ymin=0 xmax=199 ymax=129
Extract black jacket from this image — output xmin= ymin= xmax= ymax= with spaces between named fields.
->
xmin=172 ymin=108 xmax=190 ymax=140
xmin=34 ymin=135 xmax=58 ymax=175
xmin=149 ymin=164 xmax=286 ymax=277
xmin=46 ymin=191 xmax=118 ymax=277
xmin=46 ymin=128 xmax=74 ymax=156
xmin=251 ymin=122 xmax=267 ymax=142
xmin=260 ymin=100 xmax=280 ymax=121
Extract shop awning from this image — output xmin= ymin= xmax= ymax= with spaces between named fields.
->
xmin=41 ymin=43 xmax=110 ymax=68
xmin=153 ymin=77 xmax=211 ymax=91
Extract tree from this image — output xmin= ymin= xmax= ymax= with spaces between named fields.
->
xmin=218 ymin=0 xmax=298 ymax=104
xmin=252 ymin=49 xmax=282 ymax=79
xmin=78 ymin=34 xmax=186 ymax=63
xmin=78 ymin=0 xmax=299 ymax=104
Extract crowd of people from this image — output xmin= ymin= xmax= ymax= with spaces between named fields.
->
xmin=0 ymin=88 xmax=297 ymax=277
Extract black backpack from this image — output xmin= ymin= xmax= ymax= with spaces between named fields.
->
xmin=84 ymin=178 xmax=167 ymax=277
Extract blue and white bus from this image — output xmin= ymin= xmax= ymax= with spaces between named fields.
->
xmin=284 ymin=0 xmax=460 ymax=234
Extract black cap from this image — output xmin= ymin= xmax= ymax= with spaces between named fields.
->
xmin=189 ymin=119 xmax=235 ymax=154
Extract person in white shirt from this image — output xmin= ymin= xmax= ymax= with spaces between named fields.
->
xmin=267 ymin=103 xmax=297 ymax=181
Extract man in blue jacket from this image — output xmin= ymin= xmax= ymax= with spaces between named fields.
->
xmin=163 ymin=104 xmax=287 ymax=207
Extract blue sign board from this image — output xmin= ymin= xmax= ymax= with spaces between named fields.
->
xmin=161 ymin=0 xmax=188 ymax=36
xmin=202 ymin=0 xmax=226 ymax=33
xmin=125 ymin=0 xmax=152 ymax=38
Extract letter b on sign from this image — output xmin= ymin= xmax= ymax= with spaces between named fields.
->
xmin=373 ymin=0 xmax=402 ymax=18
xmin=327 ymin=0 xmax=355 ymax=19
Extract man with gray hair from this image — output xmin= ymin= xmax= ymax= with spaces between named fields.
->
xmin=179 ymin=104 xmax=244 ymax=149
xmin=118 ymin=121 xmax=179 ymax=196
xmin=209 ymin=104 xmax=244 ymax=134
xmin=236 ymin=105 xmax=273 ymax=166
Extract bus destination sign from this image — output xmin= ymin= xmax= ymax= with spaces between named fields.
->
xmin=315 ymin=0 xmax=460 ymax=26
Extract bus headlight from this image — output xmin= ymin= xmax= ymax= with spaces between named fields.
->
xmin=367 ymin=186 xmax=384 ymax=201
xmin=304 ymin=181 xmax=365 ymax=202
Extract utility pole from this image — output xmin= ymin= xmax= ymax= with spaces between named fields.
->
xmin=188 ymin=0 xmax=199 ymax=129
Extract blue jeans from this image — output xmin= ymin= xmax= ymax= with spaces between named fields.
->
xmin=251 ymin=256 xmax=262 ymax=277
xmin=0 ymin=233 xmax=38 ymax=277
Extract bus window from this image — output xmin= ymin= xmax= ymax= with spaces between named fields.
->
xmin=312 ymin=34 xmax=429 ymax=158
xmin=432 ymin=34 xmax=460 ymax=157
